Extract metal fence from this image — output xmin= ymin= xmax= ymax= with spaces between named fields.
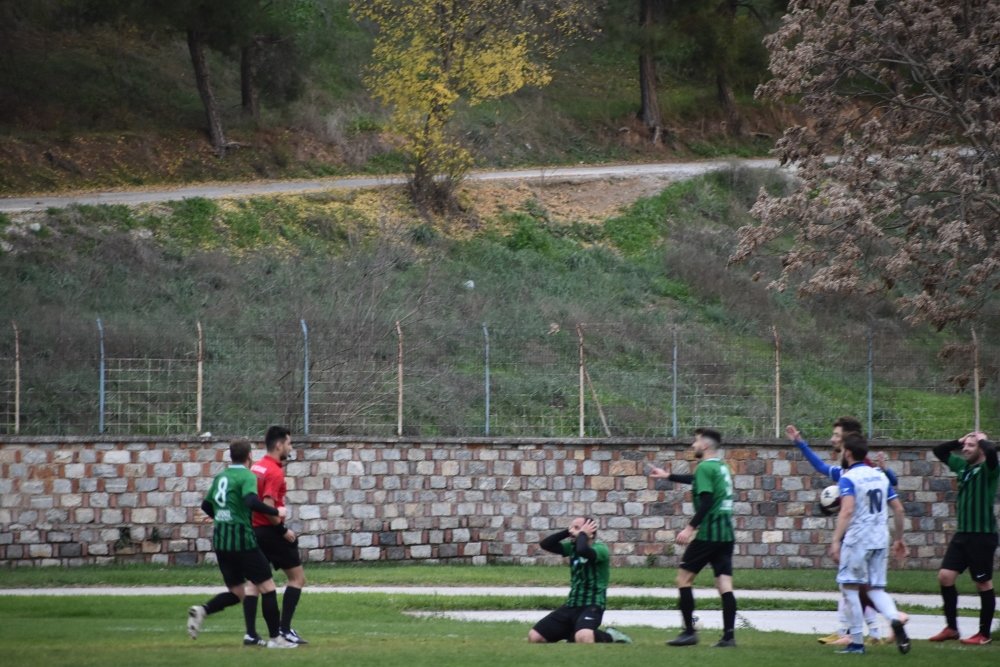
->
xmin=0 ymin=319 xmax=997 ymax=439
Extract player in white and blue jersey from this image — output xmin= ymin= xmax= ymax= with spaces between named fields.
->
xmin=828 ymin=433 xmax=910 ymax=655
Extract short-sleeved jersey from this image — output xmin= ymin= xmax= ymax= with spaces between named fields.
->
xmin=559 ymin=539 xmax=610 ymax=608
xmin=250 ymin=455 xmax=287 ymax=528
xmin=838 ymin=463 xmax=897 ymax=549
xmin=692 ymin=458 xmax=734 ymax=542
xmin=947 ymin=454 xmax=1000 ymax=534
xmin=204 ymin=465 xmax=259 ymax=552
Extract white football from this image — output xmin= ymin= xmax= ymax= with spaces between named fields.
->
xmin=819 ymin=485 xmax=841 ymax=515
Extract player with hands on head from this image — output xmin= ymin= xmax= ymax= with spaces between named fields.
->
xmin=827 ymin=432 xmax=909 ymax=655
xmin=649 ymin=428 xmax=737 ymax=648
xmin=187 ymin=440 xmax=297 ymax=649
xmin=528 ymin=517 xmax=631 ymax=645
xmin=929 ymin=431 xmax=998 ymax=645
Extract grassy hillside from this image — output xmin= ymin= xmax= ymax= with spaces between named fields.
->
xmin=1 ymin=169 xmax=995 ymax=438
xmin=0 ymin=2 xmax=782 ymax=195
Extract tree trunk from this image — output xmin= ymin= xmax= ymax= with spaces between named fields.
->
xmin=638 ymin=0 xmax=662 ymax=143
xmin=187 ymin=29 xmax=227 ymax=156
xmin=240 ymin=41 xmax=260 ymax=121
xmin=715 ymin=0 xmax=743 ymax=137
xmin=716 ymin=70 xmax=742 ymax=137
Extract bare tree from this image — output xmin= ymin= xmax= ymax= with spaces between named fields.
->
xmin=732 ymin=0 xmax=1000 ymax=328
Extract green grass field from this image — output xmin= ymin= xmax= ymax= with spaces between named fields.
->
xmin=0 ymin=591 xmax=993 ymax=667
xmin=0 ymin=562 xmax=986 ymax=595
xmin=2 ymin=564 xmax=997 ymax=666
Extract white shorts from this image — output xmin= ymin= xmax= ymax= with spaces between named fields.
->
xmin=836 ymin=543 xmax=888 ymax=588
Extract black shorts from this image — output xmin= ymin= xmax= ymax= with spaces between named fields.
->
xmin=941 ymin=532 xmax=999 ymax=582
xmin=680 ymin=540 xmax=734 ymax=577
xmin=216 ymin=548 xmax=273 ymax=588
xmin=532 ymin=605 xmax=604 ymax=642
xmin=253 ymin=526 xmax=303 ymax=571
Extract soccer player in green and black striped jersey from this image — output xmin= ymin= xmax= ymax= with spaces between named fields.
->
xmin=185 ymin=440 xmax=297 ymax=649
xmin=649 ymin=428 xmax=737 ymax=648
xmin=528 ymin=518 xmax=631 ymax=644
xmin=930 ymin=431 xmax=999 ymax=645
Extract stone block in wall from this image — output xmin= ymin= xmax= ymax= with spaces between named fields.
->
xmin=410 ymin=544 xmax=431 ymax=558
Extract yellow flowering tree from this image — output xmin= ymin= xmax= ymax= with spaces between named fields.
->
xmin=352 ymin=0 xmax=595 ymax=210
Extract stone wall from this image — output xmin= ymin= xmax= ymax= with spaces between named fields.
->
xmin=0 ymin=436 xmax=958 ymax=568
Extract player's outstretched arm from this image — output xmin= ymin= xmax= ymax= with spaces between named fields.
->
xmin=649 ymin=463 xmax=694 ymax=484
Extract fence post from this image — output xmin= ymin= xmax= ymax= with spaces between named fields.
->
xmin=773 ymin=325 xmax=781 ymax=438
xmin=482 ymin=323 xmax=490 ymax=436
xmin=867 ymin=326 xmax=874 ymax=437
xmin=301 ymin=319 xmax=310 ymax=435
xmin=396 ymin=321 xmax=403 ymax=437
xmin=97 ymin=318 xmax=105 ymax=434
xmin=196 ymin=321 xmax=204 ymax=434
xmin=577 ymin=324 xmax=585 ymax=437
xmin=12 ymin=321 xmax=20 ymax=435
xmin=972 ymin=327 xmax=981 ymax=432
xmin=672 ymin=330 xmax=678 ymax=438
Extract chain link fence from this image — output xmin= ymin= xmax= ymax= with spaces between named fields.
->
xmin=0 ymin=319 xmax=997 ymax=439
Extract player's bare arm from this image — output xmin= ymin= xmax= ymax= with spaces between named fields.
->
xmin=676 ymin=524 xmax=696 ymax=545
xmin=828 ymin=494 xmax=854 ymax=561
xmin=889 ymin=497 xmax=907 ymax=563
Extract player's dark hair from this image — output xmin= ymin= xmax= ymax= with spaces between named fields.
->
xmin=230 ymin=439 xmax=252 ymax=464
xmin=695 ymin=427 xmax=722 ymax=446
xmin=842 ymin=432 xmax=869 ymax=463
xmin=833 ymin=416 xmax=863 ymax=434
xmin=265 ymin=425 xmax=291 ymax=451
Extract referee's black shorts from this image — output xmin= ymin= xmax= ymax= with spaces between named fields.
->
xmin=941 ymin=532 xmax=999 ymax=583
xmin=254 ymin=525 xmax=303 ymax=571
xmin=680 ymin=539 xmax=734 ymax=577
xmin=216 ymin=548 xmax=273 ymax=588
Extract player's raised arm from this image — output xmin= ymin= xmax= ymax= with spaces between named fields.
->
xmin=788 ymin=425 xmax=835 ymax=478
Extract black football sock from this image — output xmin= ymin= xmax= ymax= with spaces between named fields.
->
xmin=203 ymin=591 xmax=241 ymax=615
xmin=679 ymin=586 xmax=696 ymax=634
xmin=721 ymin=591 xmax=737 ymax=640
xmin=593 ymin=629 xmax=613 ymax=643
xmin=979 ymin=589 xmax=995 ymax=636
xmin=261 ymin=590 xmax=281 ymax=639
xmin=942 ymin=585 xmax=959 ymax=630
xmin=243 ymin=594 xmax=259 ymax=637
xmin=280 ymin=586 xmax=302 ymax=633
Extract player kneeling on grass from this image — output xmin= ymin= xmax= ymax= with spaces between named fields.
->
xmin=187 ymin=440 xmax=297 ymax=649
xmin=528 ymin=517 xmax=632 ymax=644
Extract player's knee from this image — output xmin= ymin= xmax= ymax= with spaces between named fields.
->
xmin=937 ymin=570 xmax=957 ymax=586
xmin=257 ymin=579 xmax=277 ymax=594
xmin=574 ymin=629 xmax=595 ymax=644
xmin=528 ymin=629 xmax=547 ymax=643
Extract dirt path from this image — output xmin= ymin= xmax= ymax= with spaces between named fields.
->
xmin=0 ymin=159 xmax=780 ymax=213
